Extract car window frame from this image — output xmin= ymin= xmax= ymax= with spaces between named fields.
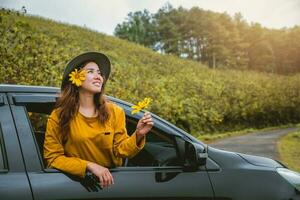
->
xmin=0 ymin=93 xmax=26 ymax=173
xmin=0 ymin=122 xmax=8 ymax=172
xmin=0 ymin=95 xmax=8 ymax=172
xmin=10 ymin=92 xmax=206 ymax=174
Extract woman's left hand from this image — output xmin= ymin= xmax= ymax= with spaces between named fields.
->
xmin=136 ymin=112 xmax=153 ymax=141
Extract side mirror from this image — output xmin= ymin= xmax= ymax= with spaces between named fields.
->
xmin=183 ymin=142 xmax=208 ymax=171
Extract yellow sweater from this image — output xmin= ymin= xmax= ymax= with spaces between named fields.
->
xmin=43 ymin=102 xmax=145 ymax=178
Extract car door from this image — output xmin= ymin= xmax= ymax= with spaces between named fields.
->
xmin=10 ymin=92 xmax=214 ymax=199
xmin=0 ymin=93 xmax=33 ymax=200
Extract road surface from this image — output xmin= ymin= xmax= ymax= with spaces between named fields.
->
xmin=209 ymin=127 xmax=298 ymax=160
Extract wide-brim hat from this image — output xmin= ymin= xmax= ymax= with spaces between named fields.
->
xmin=61 ymin=52 xmax=111 ymax=89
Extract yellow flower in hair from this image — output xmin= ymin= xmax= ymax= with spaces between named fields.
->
xmin=131 ymin=97 xmax=152 ymax=115
xmin=69 ymin=69 xmax=86 ymax=87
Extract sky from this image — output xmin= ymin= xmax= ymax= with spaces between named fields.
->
xmin=1 ymin=0 xmax=299 ymax=35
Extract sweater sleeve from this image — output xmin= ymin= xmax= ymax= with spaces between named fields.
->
xmin=112 ymin=106 xmax=145 ymax=158
xmin=43 ymin=110 xmax=88 ymax=178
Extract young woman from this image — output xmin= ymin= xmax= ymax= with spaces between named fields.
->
xmin=44 ymin=52 xmax=153 ymax=188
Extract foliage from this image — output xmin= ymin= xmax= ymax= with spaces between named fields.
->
xmin=114 ymin=5 xmax=300 ymax=74
xmin=1 ymin=9 xmax=300 ymax=137
xmin=114 ymin=10 xmax=158 ymax=50
xmin=278 ymin=128 xmax=300 ymax=172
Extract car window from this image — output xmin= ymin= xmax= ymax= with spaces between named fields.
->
xmin=17 ymin=100 xmax=54 ymax=168
xmin=23 ymin=101 xmax=182 ymax=168
xmin=126 ymin=117 xmax=181 ymax=167
xmin=27 ymin=111 xmax=49 ymax=160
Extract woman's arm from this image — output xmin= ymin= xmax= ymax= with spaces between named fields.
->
xmin=112 ymin=107 xmax=153 ymax=158
xmin=43 ymin=110 xmax=88 ymax=178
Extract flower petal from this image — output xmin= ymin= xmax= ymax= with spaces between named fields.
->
xmin=131 ymin=109 xmax=140 ymax=115
xmin=69 ymin=69 xmax=86 ymax=87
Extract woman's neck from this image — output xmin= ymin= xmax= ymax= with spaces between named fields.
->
xmin=78 ymin=91 xmax=97 ymax=117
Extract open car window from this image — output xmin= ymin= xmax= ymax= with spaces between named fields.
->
xmin=126 ymin=117 xmax=182 ymax=167
xmin=19 ymin=97 xmax=182 ymax=169
xmin=28 ymin=111 xmax=49 ymax=163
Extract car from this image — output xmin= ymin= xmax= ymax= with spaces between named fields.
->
xmin=0 ymin=84 xmax=299 ymax=200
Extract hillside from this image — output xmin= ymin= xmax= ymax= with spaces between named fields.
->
xmin=1 ymin=9 xmax=300 ymax=136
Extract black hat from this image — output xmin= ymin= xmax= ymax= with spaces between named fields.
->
xmin=61 ymin=52 xmax=111 ymax=89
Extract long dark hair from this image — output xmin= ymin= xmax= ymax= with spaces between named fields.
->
xmin=56 ymin=61 xmax=109 ymax=144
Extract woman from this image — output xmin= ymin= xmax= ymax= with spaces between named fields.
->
xmin=44 ymin=52 xmax=153 ymax=188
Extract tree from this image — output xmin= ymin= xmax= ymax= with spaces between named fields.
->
xmin=114 ymin=10 xmax=158 ymax=49
xmin=154 ymin=6 xmax=186 ymax=55
xmin=246 ymin=24 xmax=276 ymax=72
xmin=114 ymin=4 xmax=300 ymax=74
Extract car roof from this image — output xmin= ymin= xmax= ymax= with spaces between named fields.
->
xmin=0 ymin=84 xmax=131 ymax=106
xmin=0 ymin=84 xmax=59 ymax=93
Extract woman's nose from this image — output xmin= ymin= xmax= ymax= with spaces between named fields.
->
xmin=94 ymin=72 xmax=102 ymax=80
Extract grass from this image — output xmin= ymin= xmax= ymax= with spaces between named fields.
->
xmin=277 ymin=125 xmax=300 ymax=172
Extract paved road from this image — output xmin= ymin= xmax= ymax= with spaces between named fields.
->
xmin=209 ymin=127 xmax=299 ymax=160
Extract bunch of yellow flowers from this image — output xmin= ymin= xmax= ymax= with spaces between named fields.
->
xmin=131 ymin=97 xmax=152 ymax=115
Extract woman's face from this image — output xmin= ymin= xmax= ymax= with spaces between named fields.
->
xmin=80 ymin=62 xmax=104 ymax=94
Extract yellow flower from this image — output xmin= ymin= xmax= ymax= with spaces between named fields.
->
xmin=131 ymin=97 xmax=152 ymax=115
xmin=69 ymin=69 xmax=86 ymax=87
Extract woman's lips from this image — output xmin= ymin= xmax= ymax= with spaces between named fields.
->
xmin=93 ymin=82 xmax=102 ymax=87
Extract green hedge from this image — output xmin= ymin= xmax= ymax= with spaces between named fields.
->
xmin=1 ymin=9 xmax=300 ymax=136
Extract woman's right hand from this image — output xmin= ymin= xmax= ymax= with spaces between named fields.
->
xmin=87 ymin=162 xmax=114 ymax=188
